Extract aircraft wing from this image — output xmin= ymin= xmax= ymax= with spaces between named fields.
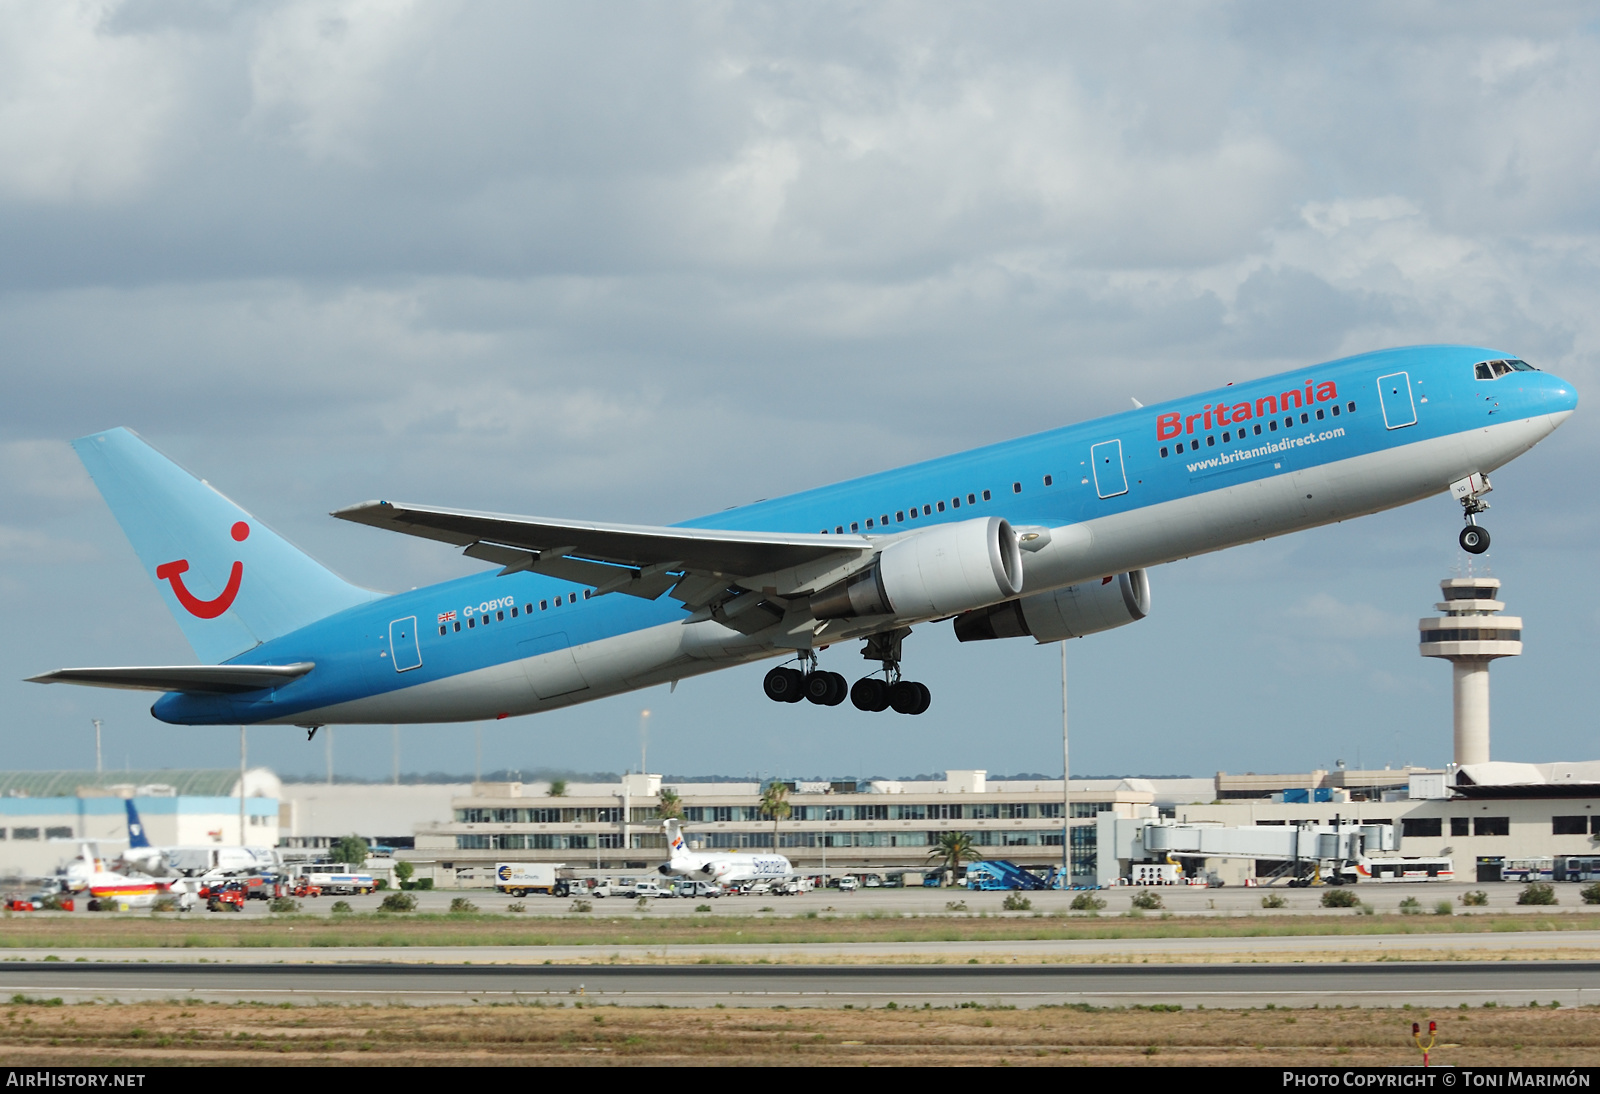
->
xmin=26 ymin=662 xmax=315 ymax=694
xmin=332 ymin=500 xmax=874 ymax=607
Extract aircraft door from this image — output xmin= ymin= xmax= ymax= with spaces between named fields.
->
xmin=388 ymin=616 xmax=422 ymax=672
xmin=1091 ymin=439 xmax=1129 ymax=498
xmin=1377 ymin=372 xmax=1417 ymax=429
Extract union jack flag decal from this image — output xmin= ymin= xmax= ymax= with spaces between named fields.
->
xmin=437 ymin=610 xmax=456 ymax=624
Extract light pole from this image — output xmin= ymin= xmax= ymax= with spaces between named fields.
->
xmin=239 ymin=725 xmax=247 ymax=845
xmin=1060 ymin=642 xmax=1070 ymax=886
xmin=93 ymin=719 xmax=102 ymax=776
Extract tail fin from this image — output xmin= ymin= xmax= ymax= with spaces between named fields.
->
xmin=74 ymin=428 xmax=377 ymax=664
xmin=663 ymin=818 xmax=687 ymax=857
xmin=124 ymin=799 xmax=150 ymax=849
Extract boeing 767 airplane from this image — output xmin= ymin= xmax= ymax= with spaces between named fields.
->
xmin=28 ymin=345 xmax=1576 ymax=728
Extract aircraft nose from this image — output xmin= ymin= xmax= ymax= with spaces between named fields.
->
xmin=1540 ymin=371 xmax=1579 ymax=416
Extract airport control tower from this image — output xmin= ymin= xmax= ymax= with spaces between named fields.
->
xmin=1419 ymin=575 xmax=1523 ymax=766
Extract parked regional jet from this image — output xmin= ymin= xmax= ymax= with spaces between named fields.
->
xmin=119 ymin=799 xmax=278 ymax=878
xmin=60 ymin=843 xmax=174 ymax=908
xmin=657 ymin=819 xmax=792 ymax=884
xmin=28 ymin=346 xmax=1575 ymax=725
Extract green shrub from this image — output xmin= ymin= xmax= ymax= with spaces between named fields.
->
xmin=1260 ymin=893 xmax=1287 ymax=909
xmin=1070 ymin=892 xmax=1107 ymax=912
xmin=694 ymin=903 xmax=712 ymax=912
xmin=399 ymin=881 xmax=416 ymax=891
xmin=394 ymin=860 xmax=415 ymax=885
xmin=636 ymin=897 xmax=650 ymax=911
xmin=379 ymin=891 xmax=416 ymax=913
xmin=1398 ymin=896 xmax=1423 ymax=915
xmin=1580 ymin=883 xmax=1600 ymax=906
xmin=330 ymin=901 xmax=353 ymax=914
xmin=374 ymin=879 xmax=387 ymax=890
xmin=1434 ymin=900 xmax=1454 ymax=916
xmin=1518 ymin=883 xmax=1558 ymax=906
xmin=1320 ymin=888 xmax=1361 ymax=908
xmin=506 ymin=902 xmax=526 ymax=913
xmin=569 ymin=899 xmax=593 ymax=913
xmin=1002 ymin=893 xmax=1032 ymax=912
xmin=268 ymin=897 xmax=302 ymax=914
xmin=1461 ymin=890 xmax=1489 ymax=907
xmin=448 ymin=897 xmax=478 ymax=914
xmin=149 ymin=896 xmax=177 ymax=913
xmin=1356 ymin=902 xmax=1376 ymax=915
xmin=944 ymin=900 xmax=969 ymax=912
xmin=416 ymin=878 xmax=433 ymax=891
xmin=1129 ymin=890 xmax=1164 ymax=911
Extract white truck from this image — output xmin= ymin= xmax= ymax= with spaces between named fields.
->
xmin=305 ymin=866 xmax=376 ymax=895
xmin=494 ymin=862 xmax=564 ymax=896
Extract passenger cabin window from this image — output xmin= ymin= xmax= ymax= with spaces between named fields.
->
xmin=968 ymin=492 xmax=977 ymax=503
xmin=950 ymin=497 xmax=960 ymax=509
xmin=935 ymin=501 xmax=945 ymax=513
xmin=836 ymin=525 xmax=844 ymax=533
xmin=1041 ymin=477 xmax=1051 ymax=487
xmin=923 ymin=504 xmax=932 ymax=515
xmin=850 ymin=522 xmax=859 ymax=532
xmin=1012 ymin=482 xmax=1022 ymax=493
xmin=453 ymin=621 xmax=461 ymax=632
xmin=895 ymin=511 xmax=905 ymax=522
xmin=865 ymin=518 xmax=874 ymax=528
xmin=982 ymin=489 xmax=992 ymax=501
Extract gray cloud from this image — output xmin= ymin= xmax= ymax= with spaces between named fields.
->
xmin=2 ymin=1 xmax=1598 ymax=781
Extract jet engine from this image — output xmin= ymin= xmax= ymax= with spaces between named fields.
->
xmin=809 ymin=517 xmax=1024 ymax=621
xmin=952 ymin=569 xmax=1151 ymax=643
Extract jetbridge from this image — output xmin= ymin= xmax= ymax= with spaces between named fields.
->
xmin=1096 ymin=815 xmax=1399 ymax=886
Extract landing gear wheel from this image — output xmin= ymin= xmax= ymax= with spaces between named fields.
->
xmin=1459 ymin=525 xmax=1490 ymax=554
xmin=763 ymin=666 xmax=805 ymax=703
xmin=805 ymin=671 xmax=848 ymax=706
xmin=888 ymin=681 xmax=931 ymax=715
xmin=850 ymin=677 xmax=889 ymax=712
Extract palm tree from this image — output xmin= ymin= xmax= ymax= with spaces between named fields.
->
xmin=657 ymin=787 xmax=683 ymax=820
xmin=927 ymin=831 xmax=976 ymax=886
xmin=759 ymin=781 xmax=791 ymax=853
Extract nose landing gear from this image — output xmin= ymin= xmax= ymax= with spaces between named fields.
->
xmin=1452 ymin=473 xmax=1492 ymax=555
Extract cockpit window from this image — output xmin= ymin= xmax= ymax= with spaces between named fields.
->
xmin=1474 ymin=358 xmax=1537 ymax=380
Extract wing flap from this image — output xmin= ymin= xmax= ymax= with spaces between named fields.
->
xmin=27 ymin=663 xmax=315 ymax=694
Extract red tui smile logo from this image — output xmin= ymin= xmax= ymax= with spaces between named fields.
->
xmin=156 ymin=522 xmax=249 ymax=619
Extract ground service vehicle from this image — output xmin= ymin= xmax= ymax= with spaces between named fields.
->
xmin=291 ymin=879 xmax=322 ymax=898
xmin=206 ymin=882 xmax=246 ymax=912
xmin=303 ymin=869 xmax=375 ymax=895
xmin=494 ymin=862 xmax=562 ymax=896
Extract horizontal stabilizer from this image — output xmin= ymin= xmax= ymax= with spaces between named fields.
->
xmin=27 ymin=662 xmax=315 ymax=694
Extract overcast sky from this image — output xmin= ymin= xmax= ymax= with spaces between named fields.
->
xmin=4 ymin=2 xmax=1598 ymax=783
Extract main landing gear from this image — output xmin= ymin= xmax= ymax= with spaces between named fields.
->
xmin=763 ymin=662 xmax=848 ymax=706
xmin=1454 ymin=472 xmax=1492 ymax=555
xmin=760 ymin=629 xmax=932 ymax=715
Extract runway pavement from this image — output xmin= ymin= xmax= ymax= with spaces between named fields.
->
xmin=6 ymin=928 xmax=1600 ymax=966
xmin=2 ymin=960 xmax=1596 ymax=1009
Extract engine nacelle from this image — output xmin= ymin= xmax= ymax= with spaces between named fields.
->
xmin=810 ymin=517 xmax=1024 ymax=621
xmin=952 ymin=569 xmax=1151 ymax=643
